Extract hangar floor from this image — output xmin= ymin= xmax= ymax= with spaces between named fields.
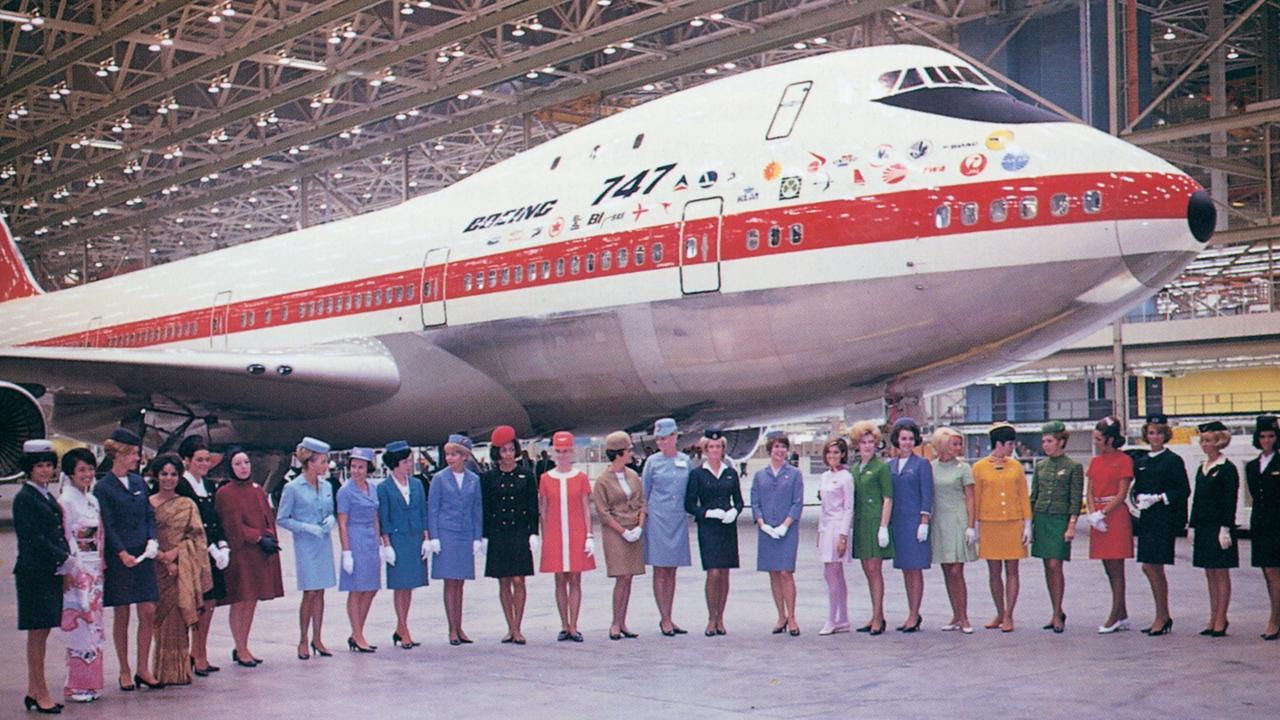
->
xmin=1 ymin=517 xmax=1273 ymax=719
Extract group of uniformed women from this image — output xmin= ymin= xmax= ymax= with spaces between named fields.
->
xmin=11 ymin=414 xmax=1280 ymax=714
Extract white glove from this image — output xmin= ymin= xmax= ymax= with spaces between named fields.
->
xmin=528 ymin=535 xmax=541 ymax=555
xmin=473 ymin=539 xmax=484 ymax=557
xmin=721 ymin=508 xmax=738 ymax=524
xmin=877 ymin=527 xmax=890 ymax=548
xmin=1087 ymin=511 xmax=1105 ymax=529
xmin=621 ymin=527 xmax=640 ymax=543
xmin=321 ymin=516 xmax=337 ymax=533
xmin=428 ymin=538 xmax=442 ymax=555
xmin=420 ymin=539 xmax=432 ymax=560
xmin=759 ymin=523 xmax=777 ymax=539
xmin=965 ymin=527 xmax=977 ymax=545
xmin=704 ymin=508 xmax=726 ymax=520
xmin=482 ymin=538 xmax=489 ymax=556
xmin=1021 ymin=520 xmax=1032 ymax=546
xmin=1095 ymin=518 xmax=1109 ymax=533
xmin=775 ymin=523 xmax=789 ymax=538
xmin=1135 ymin=494 xmax=1157 ymax=510
xmin=917 ymin=524 xmax=929 ymax=543
xmin=342 ymin=551 xmax=354 ymax=574
xmin=380 ymin=544 xmax=396 ymax=566
xmin=142 ymin=539 xmax=160 ymax=560
xmin=213 ymin=546 xmax=230 ymax=570
xmin=584 ymin=536 xmax=595 ymax=557
xmin=1218 ymin=527 xmax=1232 ymax=550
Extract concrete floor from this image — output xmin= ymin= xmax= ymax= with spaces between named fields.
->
xmin=2 ymin=517 xmax=1275 ymax=719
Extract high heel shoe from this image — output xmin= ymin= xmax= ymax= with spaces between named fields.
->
xmin=348 ymin=637 xmax=376 ymax=653
xmin=190 ymin=656 xmax=209 ymax=677
xmin=232 ymin=649 xmax=259 ymax=667
xmin=869 ymin=622 xmax=886 ymax=636
xmin=393 ymin=632 xmax=415 ymax=649
xmin=899 ymin=617 xmax=922 ymax=633
xmin=1262 ymin=630 xmax=1279 ymax=641
xmin=1149 ymin=619 xmax=1173 ymax=637
xmin=310 ymin=641 xmax=332 ymax=657
xmin=619 ymin=629 xmax=639 ymax=639
xmin=23 ymin=696 xmax=62 ymax=714
xmin=133 ymin=674 xmax=165 ymax=690
xmin=1210 ymin=621 xmax=1229 ymax=638
xmin=117 ymin=675 xmax=135 ymax=692
xmin=661 ymin=623 xmax=678 ymax=637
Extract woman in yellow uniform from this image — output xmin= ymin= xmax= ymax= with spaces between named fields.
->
xmin=973 ymin=423 xmax=1031 ymax=632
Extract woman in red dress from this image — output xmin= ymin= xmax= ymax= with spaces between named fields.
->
xmin=538 ymin=431 xmax=596 ymax=641
xmin=1086 ymin=416 xmax=1134 ymax=634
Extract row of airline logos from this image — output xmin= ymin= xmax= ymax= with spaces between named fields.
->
xmin=462 ymin=129 xmax=1030 ymax=242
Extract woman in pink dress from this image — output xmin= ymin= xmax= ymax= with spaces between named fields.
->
xmin=1086 ymin=416 xmax=1135 ymax=634
xmin=538 ymin=431 xmax=596 ymax=641
xmin=816 ymin=438 xmax=854 ymax=635
xmin=59 ymin=448 xmax=105 ymax=703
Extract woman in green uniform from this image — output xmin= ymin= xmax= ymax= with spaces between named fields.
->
xmin=849 ymin=420 xmax=893 ymax=635
xmin=1030 ymin=421 xmax=1083 ymax=634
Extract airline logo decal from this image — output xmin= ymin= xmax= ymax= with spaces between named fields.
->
xmin=1001 ymin=148 xmax=1030 ymax=171
xmin=985 ymin=129 xmax=1014 ymax=151
xmin=810 ymin=172 xmax=832 ymax=192
xmin=920 ymin=165 xmax=946 ymax=175
xmin=908 ymin=139 xmax=931 ymax=160
xmin=631 ymin=203 xmax=649 ymax=222
xmin=870 ymin=145 xmax=894 ymax=167
xmin=959 ymin=154 xmax=988 ymax=177
xmin=698 ymin=171 xmax=719 ymax=189
xmin=833 ymin=153 xmax=856 ymax=168
xmin=548 ymin=217 xmax=565 ymax=238
xmin=779 ymin=176 xmax=802 ymax=200
xmin=674 ymin=175 xmax=689 ymax=191
xmin=464 ymin=200 xmax=558 ymax=232
xmin=807 ymin=152 xmax=827 ymax=172
xmin=737 ymin=187 xmax=760 ymax=203
xmin=852 ymin=168 xmax=866 ymax=185
xmin=882 ymin=164 xmax=908 ymax=184
xmin=942 ymin=141 xmax=978 ymax=151
xmin=763 ymin=161 xmax=782 ymax=181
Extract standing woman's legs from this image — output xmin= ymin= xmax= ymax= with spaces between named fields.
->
xmin=135 ymin=602 xmax=157 ymax=681
xmin=1214 ymin=569 xmax=1232 ymax=631
xmin=986 ymin=560 xmax=1006 ymax=626
xmin=942 ymin=564 xmax=968 ymax=626
xmin=191 ymin=600 xmax=215 ymax=668
xmin=1003 ymin=560 xmax=1020 ymax=628
xmin=511 ymin=576 xmax=528 ymax=640
xmin=1143 ymin=563 xmax=1170 ymax=628
xmin=567 ymin=572 xmax=583 ymax=633
xmin=653 ymin=567 xmax=676 ymax=630
xmin=554 ymin=573 xmax=570 ymax=632
xmin=26 ymin=628 xmax=52 ymax=704
xmin=1264 ymin=568 xmax=1280 ymax=635
xmin=862 ymin=559 xmax=885 ymax=628
xmin=768 ymin=571 xmax=786 ymax=628
xmin=113 ymin=605 xmax=133 ymax=682
xmin=1044 ymin=559 xmax=1065 ymax=625
xmin=393 ymin=590 xmax=412 ymax=640
xmin=498 ymin=578 xmax=515 ymax=637
xmin=1102 ymin=559 xmax=1127 ymax=625
xmin=229 ymin=600 xmax=258 ymax=659
xmin=717 ymin=569 xmax=731 ymax=629
xmin=782 ymin=572 xmax=798 ymax=631
xmin=703 ymin=571 xmax=716 ymax=631
xmin=310 ymin=590 xmax=326 ymax=649
xmin=903 ymin=569 xmax=924 ymax=625
xmin=610 ymin=576 xmax=628 ymax=633
xmin=454 ymin=581 xmax=469 ymax=640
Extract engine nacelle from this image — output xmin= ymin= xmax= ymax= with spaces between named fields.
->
xmin=0 ymin=381 xmax=47 ymax=481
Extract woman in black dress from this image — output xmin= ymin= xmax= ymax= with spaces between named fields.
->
xmin=175 ymin=435 xmax=227 ymax=675
xmin=1131 ymin=414 xmax=1190 ymax=636
xmin=1190 ymin=421 xmax=1238 ymax=638
xmin=14 ymin=440 xmax=70 ymax=714
xmin=1245 ymin=414 xmax=1280 ymax=640
xmin=480 ymin=426 xmax=538 ymax=645
xmin=684 ymin=429 xmax=745 ymax=636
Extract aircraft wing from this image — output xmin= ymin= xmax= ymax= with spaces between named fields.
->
xmin=0 ymin=339 xmax=401 ymax=419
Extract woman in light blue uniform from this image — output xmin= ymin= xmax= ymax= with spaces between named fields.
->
xmin=377 ymin=441 xmax=429 ymax=649
xmin=642 ymin=418 xmax=692 ymax=636
xmin=752 ymin=431 xmax=805 ymax=636
xmin=888 ymin=418 xmax=933 ymax=633
xmin=337 ymin=447 xmax=382 ymax=653
xmin=427 ymin=434 xmax=483 ymax=645
xmin=276 ymin=437 xmax=337 ymax=660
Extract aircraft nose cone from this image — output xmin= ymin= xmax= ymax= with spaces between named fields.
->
xmin=1187 ymin=189 xmax=1215 ymax=244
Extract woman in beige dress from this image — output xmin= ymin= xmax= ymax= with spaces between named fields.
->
xmin=591 ymin=431 xmax=647 ymax=640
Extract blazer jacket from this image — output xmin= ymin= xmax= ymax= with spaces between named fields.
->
xmin=13 ymin=484 xmax=71 ymax=576
xmin=593 ymin=467 xmax=647 ymax=529
xmin=1190 ymin=457 xmax=1238 ymax=529
xmin=1246 ymin=453 xmax=1280 ymax=534
xmin=94 ymin=470 xmax=156 ymax=557
xmin=377 ymin=475 xmax=428 ymax=539
xmin=426 ymin=468 xmax=483 ymax=540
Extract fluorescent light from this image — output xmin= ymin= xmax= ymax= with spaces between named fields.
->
xmin=87 ymin=139 xmax=123 ymax=150
xmin=282 ymin=57 xmax=327 ymax=72
xmin=0 ymin=10 xmax=35 ymax=23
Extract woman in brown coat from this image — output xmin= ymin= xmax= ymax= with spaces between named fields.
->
xmin=592 ymin=431 xmax=647 ymax=640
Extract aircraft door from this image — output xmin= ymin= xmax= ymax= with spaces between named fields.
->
xmin=210 ymin=290 xmax=232 ymax=348
xmin=420 ymin=247 xmax=449 ymax=328
xmin=679 ymin=198 xmax=723 ymax=294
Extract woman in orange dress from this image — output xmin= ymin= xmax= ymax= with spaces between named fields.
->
xmin=973 ymin=423 xmax=1031 ymax=632
xmin=538 ymin=431 xmax=596 ymax=641
xmin=1086 ymin=416 xmax=1134 ymax=634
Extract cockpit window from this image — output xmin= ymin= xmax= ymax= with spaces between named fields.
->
xmin=955 ymin=66 xmax=990 ymax=86
xmin=899 ymin=68 xmax=924 ymax=90
xmin=878 ymin=70 xmax=902 ymax=91
xmin=925 ymin=67 xmax=949 ymax=84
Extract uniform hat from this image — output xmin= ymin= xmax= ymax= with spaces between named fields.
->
xmin=892 ymin=417 xmax=919 ymax=431
xmin=552 ymin=431 xmax=574 ymax=450
xmin=1145 ymin=413 xmax=1169 ymax=426
xmin=654 ymin=418 xmax=678 ymax=437
xmin=1197 ymin=420 xmax=1227 ymax=433
xmin=1040 ymin=420 xmax=1066 ymax=435
xmin=1253 ymin=415 xmax=1278 ymax=450
xmin=703 ymin=428 xmax=724 ymax=441
xmin=490 ymin=425 xmax=517 ymax=448
xmin=605 ymin=431 xmax=632 ymax=451
xmin=765 ymin=430 xmax=788 ymax=441
xmin=447 ymin=433 xmax=472 ymax=450
xmin=349 ymin=447 xmax=375 ymax=464
xmin=22 ymin=439 xmax=54 ymax=454
xmin=385 ymin=440 xmax=410 ymax=454
xmin=988 ymin=422 xmax=1017 ymax=443
xmin=299 ymin=436 xmax=330 ymax=453
xmin=110 ymin=427 xmax=142 ymax=446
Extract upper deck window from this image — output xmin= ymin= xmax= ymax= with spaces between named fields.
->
xmin=766 ymin=81 xmax=812 ymax=140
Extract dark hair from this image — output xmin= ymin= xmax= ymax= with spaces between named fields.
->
xmin=1142 ymin=422 xmax=1173 ymax=444
xmin=1094 ymin=417 xmax=1125 ymax=449
xmin=488 ymin=441 xmax=515 ymax=464
xmin=765 ymin=435 xmax=791 ymax=452
xmin=823 ymin=438 xmax=849 ymax=465
xmin=20 ymin=449 xmax=58 ymax=475
xmin=890 ymin=421 xmax=922 ymax=448
xmin=605 ymin=447 xmax=628 ymax=462
xmin=989 ymin=427 xmax=1017 ymax=445
xmin=148 ymin=453 xmax=184 ymax=481
xmin=383 ymin=447 xmax=413 ymax=470
xmin=60 ymin=447 xmax=97 ymax=478
xmin=177 ymin=434 xmax=208 ymax=460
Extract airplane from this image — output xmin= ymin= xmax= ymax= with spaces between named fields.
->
xmin=0 ymin=44 xmax=1215 ymax=480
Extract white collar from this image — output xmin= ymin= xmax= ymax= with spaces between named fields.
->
xmin=704 ymin=462 xmax=725 ymax=479
xmin=184 ymin=470 xmax=209 ymax=497
xmin=1260 ymin=452 xmax=1275 ymax=465
xmin=548 ymin=468 xmax=577 ymax=480
xmin=25 ymin=480 xmax=52 ymax=498
xmin=1148 ymin=448 xmax=1166 ymax=457
xmin=1202 ymin=455 xmax=1228 ymax=472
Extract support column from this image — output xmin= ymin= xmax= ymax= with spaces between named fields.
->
xmin=402 ymin=149 xmax=410 ymax=203
xmin=1112 ymin=322 xmax=1126 ymax=425
xmin=1209 ymin=0 xmax=1228 ymax=230
xmin=300 ymin=176 xmax=310 ymax=229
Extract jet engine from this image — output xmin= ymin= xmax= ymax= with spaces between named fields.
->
xmin=0 ymin=381 xmax=46 ymax=481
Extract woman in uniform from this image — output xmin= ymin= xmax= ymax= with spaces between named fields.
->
xmin=58 ymin=447 xmax=105 ymax=703
xmin=276 ymin=437 xmax=337 ymax=659
xmin=973 ymin=423 xmax=1031 ymax=633
xmin=930 ymin=427 xmax=976 ymax=633
xmin=1086 ymin=417 xmax=1134 ymax=634
xmin=751 ymin=431 xmax=804 ymax=636
xmin=1131 ymin=414 xmax=1190 ymax=636
xmin=1190 ymin=421 xmax=1239 ymax=637
xmin=481 ymin=427 xmax=538 ymax=645
xmin=850 ymin=420 xmax=893 ymax=635
xmin=592 ymin=431 xmax=646 ymax=640
xmin=1030 ymin=421 xmax=1083 ymax=634
xmin=95 ymin=427 xmax=162 ymax=690
xmin=148 ymin=454 xmax=212 ymax=686
xmin=175 ymin=435 xmax=227 ymax=675
xmin=888 ymin=418 xmax=932 ymax=633
xmin=816 ymin=438 xmax=853 ymax=636
xmin=426 ymin=434 xmax=484 ymax=646
xmin=642 ymin=418 xmax=692 ymax=636
xmin=337 ymin=448 xmax=382 ymax=653
xmin=684 ymin=430 xmax=745 ymax=636
xmin=214 ymin=448 xmax=283 ymax=667
xmin=539 ymin=431 xmax=596 ymax=641
xmin=377 ymin=440 xmax=429 ymax=648
xmin=14 ymin=440 xmax=70 ymax=714
xmin=1246 ymin=415 xmax=1280 ymax=640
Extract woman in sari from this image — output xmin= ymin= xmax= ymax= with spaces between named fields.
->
xmin=59 ymin=447 xmax=106 ymax=703
xmin=148 ymin=454 xmax=212 ymax=685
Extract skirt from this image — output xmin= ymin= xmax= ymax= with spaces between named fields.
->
xmin=102 ymin=551 xmax=158 ymax=607
xmin=1251 ymin=521 xmax=1280 ymax=568
xmin=1192 ymin=527 xmax=1238 ymax=569
xmin=756 ymin=526 xmax=800 ymax=573
xmin=1031 ymin=512 xmax=1072 ymax=561
xmin=601 ymin=526 xmax=645 ymax=578
xmin=484 ymin=535 xmax=535 ymax=578
xmin=431 ymin=532 xmax=476 ymax=581
xmin=1136 ymin=524 xmax=1177 ymax=565
xmin=1088 ymin=503 xmax=1134 ymax=560
xmin=203 ymin=564 xmax=226 ymax=603
xmin=695 ymin=520 xmax=740 ymax=570
xmin=16 ymin=571 xmax=62 ymax=630
xmin=978 ymin=519 xmax=1027 ymax=560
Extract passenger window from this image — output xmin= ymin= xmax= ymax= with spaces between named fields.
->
xmin=768 ymin=226 xmax=781 ymax=247
xmin=501 ymin=267 xmax=510 ymax=285
xmin=746 ymin=229 xmax=760 ymax=251
xmin=652 ymin=243 xmax=663 ymax=263
xmin=1083 ymin=190 xmax=1102 ymax=213
xmin=395 ymin=286 xmax=404 ymax=303
xmin=635 ymin=244 xmax=646 ymax=265
xmin=325 ymin=297 xmax=333 ymax=314
xmin=961 ymin=202 xmax=978 ymax=225
xmin=528 ymin=262 xmax=537 ymax=281
xmin=570 ymin=256 xmax=580 ymax=275
xmin=550 ymin=156 xmax=560 ymax=170
xmin=374 ymin=290 xmax=383 ymax=305
xmin=475 ymin=272 xmax=485 ymax=290
xmin=899 ymin=68 xmax=924 ymax=90
xmin=540 ymin=260 xmax=550 ymax=279
xmin=618 ymin=247 xmax=629 ymax=268
xmin=633 ymin=134 xmax=644 ymax=149
xmin=1020 ymin=196 xmax=1038 ymax=220
xmin=555 ymin=257 xmax=565 ymax=277
xmin=789 ymin=224 xmax=803 ymax=244
xmin=354 ymin=294 xmax=363 ymax=310
xmin=299 ymin=304 xmax=307 ymax=319
xmin=934 ymin=205 xmax=951 ymax=229
xmin=685 ymin=237 xmax=698 ymax=258
xmin=1050 ymin=193 xmax=1069 ymax=216
xmin=513 ymin=265 xmax=523 ymax=283
xmin=406 ymin=284 xmax=415 ymax=300
xmin=601 ymin=250 xmax=612 ymax=271
xmin=990 ymin=199 xmax=1008 ymax=223
xmin=586 ymin=253 xmax=595 ymax=272
xmin=487 ymin=269 xmax=496 ymax=288
xmin=364 ymin=291 xmax=372 ymax=307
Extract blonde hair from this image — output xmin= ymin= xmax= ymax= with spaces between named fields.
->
xmin=930 ymin=426 xmax=963 ymax=454
xmin=849 ymin=420 xmax=881 ymax=444
xmin=698 ymin=435 xmax=727 ymax=452
xmin=443 ymin=442 xmax=471 ymax=457
xmin=103 ymin=439 xmax=134 ymax=460
xmin=1202 ymin=430 xmax=1232 ymax=450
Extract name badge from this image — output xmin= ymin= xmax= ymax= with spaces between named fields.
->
xmin=675 ymin=460 xmax=688 ymax=468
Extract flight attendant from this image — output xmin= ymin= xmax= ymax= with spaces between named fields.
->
xmin=1131 ymin=414 xmax=1190 ymax=636
xmin=214 ymin=448 xmax=284 ymax=667
xmin=752 ymin=431 xmax=804 ymax=636
xmin=592 ymin=431 xmax=646 ymax=640
xmin=642 ymin=418 xmax=692 ymax=636
xmin=1086 ymin=416 xmax=1134 ymax=634
xmin=973 ymin=423 xmax=1030 ymax=633
xmin=539 ymin=431 xmax=596 ymax=642
xmin=377 ymin=440 xmax=429 ymax=649
xmin=888 ymin=418 xmax=932 ymax=633
xmin=481 ymin=427 xmax=538 ymax=645
xmin=276 ymin=437 xmax=337 ymax=660
xmin=1245 ymin=415 xmax=1280 ymax=640
xmin=1190 ymin=421 xmax=1239 ymax=637
xmin=14 ymin=440 xmax=70 ymax=714
xmin=850 ymin=420 xmax=892 ymax=635
xmin=175 ymin=435 xmax=227 ymax=675
xmin=337 ymin=448 xmax=383 ymax=653
xmin=147 ymin=454 xmax=212 ymax=686
xmin=95 ymin=427 xmax=161 ymax=691
xmin=815 ymin=438 xmax=853 ymax=636
xmin=58 ymin=447 xmax=105 ymax=703
xmin=929 ymin=427 xmax=976 ymax=634
xmin=1030 ymin=421 xmax=1083 ymax=634
xmin=426 ymin=434 xmax=484 ymax=646
xmin=684 ymin=430 xmax=745 ymax=636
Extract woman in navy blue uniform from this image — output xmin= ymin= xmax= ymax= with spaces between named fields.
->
xmin=175 ymin=435 xmax=227 ymax=674
xmin=1245 ymin=415 xmax=1280 ymax=640
xmin=481 ymin=426 xmax=539 ymax=645
xmin=684 ymin=429 xmax=744 ymax=636
xmin=14 ymin=440 xmax=70 ymax=714
xmin=94 ymin=427 xmax=162 ymax=691
xmin=377 ymin=440 xmax=429 ymax=648
xmin=1130 ymin=414 xmax=1190 ymax=636
xmin=888 ymin=418 xmax=933 ymax=632
xmin=1190 ymin=421 xmax=1239 ymax=637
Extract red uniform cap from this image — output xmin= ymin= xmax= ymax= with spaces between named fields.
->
xmin=490 ymin=425 xmax=517 ymax=448
xmin=552 ymin=431 xmax=574 ymax=450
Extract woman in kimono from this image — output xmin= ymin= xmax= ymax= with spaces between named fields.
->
xmin=215 ymin=448 xmax=283 ymax=667
xmin=643 ymin=418 xmax=692 ymax=636
xmin=888 ymin=418 xmax=933 ymax=632
xmin=538 ymin=431 xmax=596 ymax=641
xmin=1131 ymin=414 xmax=1189 ymax=637
xmin=1191 ymin=421 xmax=1239 ymax=637
xmin=592 ymin=431 xmax=646 ymax=640
xmin=175 ymin=435 xmax=227 ymax=675
xmin=276 ymin=437 xmax=337 ymax=659
xmin=426 ymin=434 xmax=484 ymax=646
xmin=816 ymin=438 xmax=853 ymax=636
xmin=930 ymin=427 xmax=977 ymax=634
xmin=337 ymin=448 xmax=383 ymax=652
xmin=1246 ymin=415 xmax=1280 ymax=640
xmin=752 ymin=431 xmax=805 ymax=636
xmin=148 ymin=454 xmax=212 ymax=686
xmin=850 ymin=421 xmax=893 ymax=635
xmin=684 ymin=429 xmax=744 ymax=636
xmin=59 ymin=447 xmax=105 ymax=703
xmin=480 ymin=427 xmax=538 ymax=645
xmin=377 ymin=440 xmax=429 ymax=649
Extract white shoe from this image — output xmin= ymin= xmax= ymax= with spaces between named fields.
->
xmin=1098 ymin=620 xmax=1126 ymax=634
xmin=960 ymin=625 xmax=974 ymax=634
xmin=818 ymin=624 xmax=836 ymax=636
xmin=940 ymin=622 xmax=961 ymax=632
xmin=831 ymin=623 xmax=852 ymax=634
xmin=70 ymin=692 xmax=99 ymax=703
xmin=1116 ymin=618 xmax=1132 ymax=631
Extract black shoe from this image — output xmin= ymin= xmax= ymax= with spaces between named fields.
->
xmin=661 ymin=623 xmax=677 ymax=637
xmin=671 ymin=626 xmax=687 ymax=635
xmin=1199 ymin=627 xmax=1214 ymax=636
xmin=393 ymin=632 xmax=410 ymax=648
xmin=1262 ymin=631 xmax=1279 ymax=641
xmin=190 ymin=657 xmax=210 ymax=677
xmin=450 ymin=638 xmax=462 ymax=646
xmin=118 ymin=678 xmax=135 ymax=692
xmin=512 ymin=637 xmax=527 ymax=645
xmin=855 ymin=624 xmax=872 ymax=633
xmin=716 ymin=627 xmax=726 ymax=635
xmin=620 ymin=629 xmax=639 ymax=639
xmin=348 ymin=637 xmax=376 ymax=653
xmin=556 ymin=631 xmax=570 ymax=642
xmin=609 ymin=632 xmax=622 ymax=641
xmin=705 ymin=629 xmax=717 ymax=637
xmin=457 ymin=637 xmax=472 ymax=645
xmin=232 ymin=649 xmax=258 ymax=667
xmin=771 ymin=625 xmax=786 ymax=635
xmin=789 ymin=627 xmax=801 ymax=637
xmin=869 ymin=622 xmax=886 ymax=636
xmin=24 ymin=696 xmax=62 ymax=714
xmin=1149 ymin=619 xmax=1173 ymax=637
xmin=310 ymin=642 xmax=332 ymax=657
xmin=134 ymin=674 xmax=165 ymax=690
xmin=900 ymin=617 xmax=922 ymax=633
xmin=205 ymin=664 xmax=220 ymax=673
xmin=570 ymin=632 xmax=584 ymax=642
xmin=501 ymin=636 xmax=514 ymax=644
